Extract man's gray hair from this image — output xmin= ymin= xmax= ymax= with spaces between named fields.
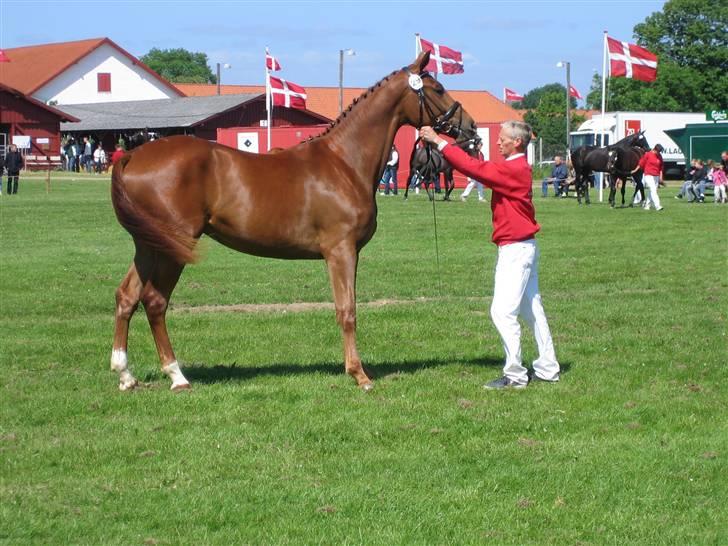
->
xmin=501 ymin=120 xmax=532 ymax=148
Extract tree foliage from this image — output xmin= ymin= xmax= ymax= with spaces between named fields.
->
xmin=140 ymin=48 xmax=216 ymax=84
xmin=521 ymin=86 xmax=584 ymax=158
xmin=587 ymin=0 xmax=727 ymax=111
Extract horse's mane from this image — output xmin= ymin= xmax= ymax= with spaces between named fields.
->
xmin=306 ymin=69 xmax=402 ymax=142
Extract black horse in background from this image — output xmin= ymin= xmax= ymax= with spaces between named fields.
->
xmin=405 ymin=138 xmax=481 ymax=201
xmin=569 ymin=131 xmax=650 ymax=206
xmin=606 ymin=138 xmax=650 ymax=207
xmin=405 ymin=142 xmax=456 ymax=201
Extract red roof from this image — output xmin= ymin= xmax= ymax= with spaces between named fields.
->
xmin=0 ymin=37 xmax=184 ymax=97
xmin=0 ymin=83 xmax=79 ymax=122
xmin=175 ymin=83 xmax=523 ymax=124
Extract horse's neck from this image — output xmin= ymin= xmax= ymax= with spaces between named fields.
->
xmin=324 ymin=85 xmax=406 ymax=186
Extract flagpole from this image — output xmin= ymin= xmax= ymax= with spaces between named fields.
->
xmin=266 ymin=48 xmax=272 ymax=152
xmin=415 ymin=33 xmax=421 ymax=56
xmin=599 ymin=30 xmax=608 ymax=202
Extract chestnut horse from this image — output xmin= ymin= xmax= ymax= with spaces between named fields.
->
xmin=109 ymin=51 xmax=477 ymax=392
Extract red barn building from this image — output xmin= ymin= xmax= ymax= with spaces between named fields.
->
xmin=0 ymin=83 xmax=78 ymax=166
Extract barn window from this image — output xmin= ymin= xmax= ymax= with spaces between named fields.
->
xmin=97 ymin=73 xmax=111 ymax=93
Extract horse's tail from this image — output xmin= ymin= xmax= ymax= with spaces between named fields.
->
xmin=111 ymin=154 xmax=198 ymax=264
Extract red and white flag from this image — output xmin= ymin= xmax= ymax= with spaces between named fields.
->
xmin=569 ymin=85 xmax=583 ymax=99
xmin=504 ymin=88 xmax=524 ymax=102
xmin=266 ymin=52 xmax=281 ymax=72
xmin=269 ymin=76 xmax=306 ymax=109
xmin=607 ymin=36 xmax=658 ymax=82
xmin=420 ymin=37 xmax=464 ymax=74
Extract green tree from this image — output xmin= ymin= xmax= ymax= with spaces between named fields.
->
xmin=140 ymin=48 xmax=216 ymax=84
xmin=588 ymin=0 xmax=727 ymax=111
xmin=522 ymin=86 xmax=583 ymax=158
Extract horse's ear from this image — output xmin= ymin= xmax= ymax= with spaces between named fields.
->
xmin=410 ymin=50 xmax=430 ymax=73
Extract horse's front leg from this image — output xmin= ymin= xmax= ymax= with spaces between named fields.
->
xmin=620 ymin=178 xmax=627 ymax=206
xmin=324 ymin=242 xmax=373 ymax=391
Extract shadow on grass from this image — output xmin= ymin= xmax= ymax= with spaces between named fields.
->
xmin=181 ymin=356 xmax=571 ymax=384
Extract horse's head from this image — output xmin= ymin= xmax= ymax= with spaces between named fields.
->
xmin=399 ymin=51 xmax=478 ymax=145
xmin=621 ymin=130 xmax=650 ymax=151
xmin=633 ymin=130 xmax=650 ymax=151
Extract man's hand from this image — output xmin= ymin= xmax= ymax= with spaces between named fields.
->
xmin=419 ymin=126 xmax=445 ymax=147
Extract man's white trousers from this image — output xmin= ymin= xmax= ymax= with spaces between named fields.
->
xmin=643 ymin=174 xmax=662 ymax=210
xmin=490 ymin=239 xmax=560 ymax=385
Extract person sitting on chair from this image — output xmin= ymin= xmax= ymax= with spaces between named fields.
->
xmin=541 ymin=156 xmax=568 ymax=197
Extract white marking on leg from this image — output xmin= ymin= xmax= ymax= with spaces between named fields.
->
xmin=163 ymin=361 xmax=190 ymax=390
xmin=110 ymin=349 xmax=138 ymax=391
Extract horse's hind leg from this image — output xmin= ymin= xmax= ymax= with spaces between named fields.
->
xmin=620 ymin=178 xmax=627 ymax=206
xmin=140 ymin=251 xmax=190 ymax=390
xmin=324 ymin=242 xmax=373 ymax=390
xmin=111 ymin=263 xmax=144 ymax=390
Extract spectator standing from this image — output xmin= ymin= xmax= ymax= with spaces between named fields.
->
xmin=110 ymin=144 xmax=125 ymax=167
xmin=420 ymin=121 xmax=560 ymax=389
xmin=721 ymin=151 xmax=728 ymax=173
xmin=461 ymin=140 xmax=486 ymax=202
xmin=0 ymin=153 xmax=4 ymax=194
xmin=93 ymin=144 xmax=107 ymax=173
xmin=541 ymin=156 xmax=568 ymax=197
xmin=632 ymin=143 xmax=664 ymax=211
xmin=83 ymin=137 xmax=94 ymax=173
xmin=5 ymin=144 xmax=24 ymax=195
xmin=381 ymin=145 xmax=399 ymax=195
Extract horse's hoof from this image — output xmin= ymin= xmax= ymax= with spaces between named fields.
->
xmin=119 ymin=378 xmax=139 ymax=391
xmin=361 ymin=382 xmax=374 ymax=392
xmin=171 ymin=382 xmax=191 ymax=392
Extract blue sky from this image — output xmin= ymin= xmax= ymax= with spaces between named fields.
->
xmin=1 ymin=0 xmax=665 ymax=105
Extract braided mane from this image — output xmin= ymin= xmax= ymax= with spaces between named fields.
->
xmin=307 ymin=69 xmax=402 ymax=142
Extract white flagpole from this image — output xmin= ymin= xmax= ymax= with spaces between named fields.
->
xmin=599 ymin=30 xmax=608 ymax=202
xmin=266 ymin=47 xmax=272 ymax=152
xmin=415 ymin=33 xmax=422 ymax=57
xmin=503 ymin=87 xmax=506 ymax=103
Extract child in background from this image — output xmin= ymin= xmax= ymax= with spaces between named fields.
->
xmin=712 ymin=163 xmax=727 ymax=204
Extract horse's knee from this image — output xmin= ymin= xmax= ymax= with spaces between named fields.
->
xmin=115 ymin=288 xmax=139 ymax=320
xmin=141 ymin=289 xmax=168 ymax=318
xmin=335 ymin=308 xmax=356 ymax=332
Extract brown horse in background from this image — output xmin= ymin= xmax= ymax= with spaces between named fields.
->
xmin=109 ymin=51 xmax=477 ymax=392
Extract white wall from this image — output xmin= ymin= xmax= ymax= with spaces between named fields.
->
xmin=34 ymin=43 xmax=178 ymax=105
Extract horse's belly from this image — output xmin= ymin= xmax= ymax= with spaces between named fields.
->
xmin=203 ymin=225 xmax=323 ymax=260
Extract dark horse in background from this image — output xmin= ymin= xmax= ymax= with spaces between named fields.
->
xmin=569 ymin=131 xmax=650 ymax=205
xmin=404 ymin=138 xmax=481 ymax=201
xmin=109 ymin=51 xmax=478 ymax=392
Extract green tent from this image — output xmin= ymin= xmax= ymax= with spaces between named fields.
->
xmin=664 ymin=122 xmax=728 ymax=163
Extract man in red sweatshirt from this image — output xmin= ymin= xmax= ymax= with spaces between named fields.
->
xmin=420 ymin=121 xmax=560 ymax=389
xmin=631 ymin=143 xmax=664 ymax=210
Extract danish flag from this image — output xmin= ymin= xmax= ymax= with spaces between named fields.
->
xmin=266 ymin=52 xmax=281 ymax=72
xmin=504 ymin=88 xmax=524 ymax=102
xmin=569 ymin=85 xmax=583 ymax=99
xmin=269 ymin=76 xmax=307 ymax=109
xmin=420 ymin=37 xmax=464 ymax=74
xmin=607 ymin=36 xmax=658 ymax=82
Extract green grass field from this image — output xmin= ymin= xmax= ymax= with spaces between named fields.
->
xmin=1 ymin=176 xmax=726 ymax=545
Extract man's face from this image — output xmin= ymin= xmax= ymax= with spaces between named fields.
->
xmin=497 ymin=129 xmax=520 ymax=158
xmin=554 ymin=156 xmax=562 ymax=165
xmin=722 ymin=152 xmax=728 ymax=161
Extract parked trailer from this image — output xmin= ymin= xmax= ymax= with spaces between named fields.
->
xmin=570 ymin=111 xmax=705 ymax=178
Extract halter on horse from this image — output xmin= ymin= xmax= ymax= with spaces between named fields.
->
xmin=569 ymin=131 xmax=650 ymax=205
xmin=109 ymin=51 xmax=478 ymax=392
